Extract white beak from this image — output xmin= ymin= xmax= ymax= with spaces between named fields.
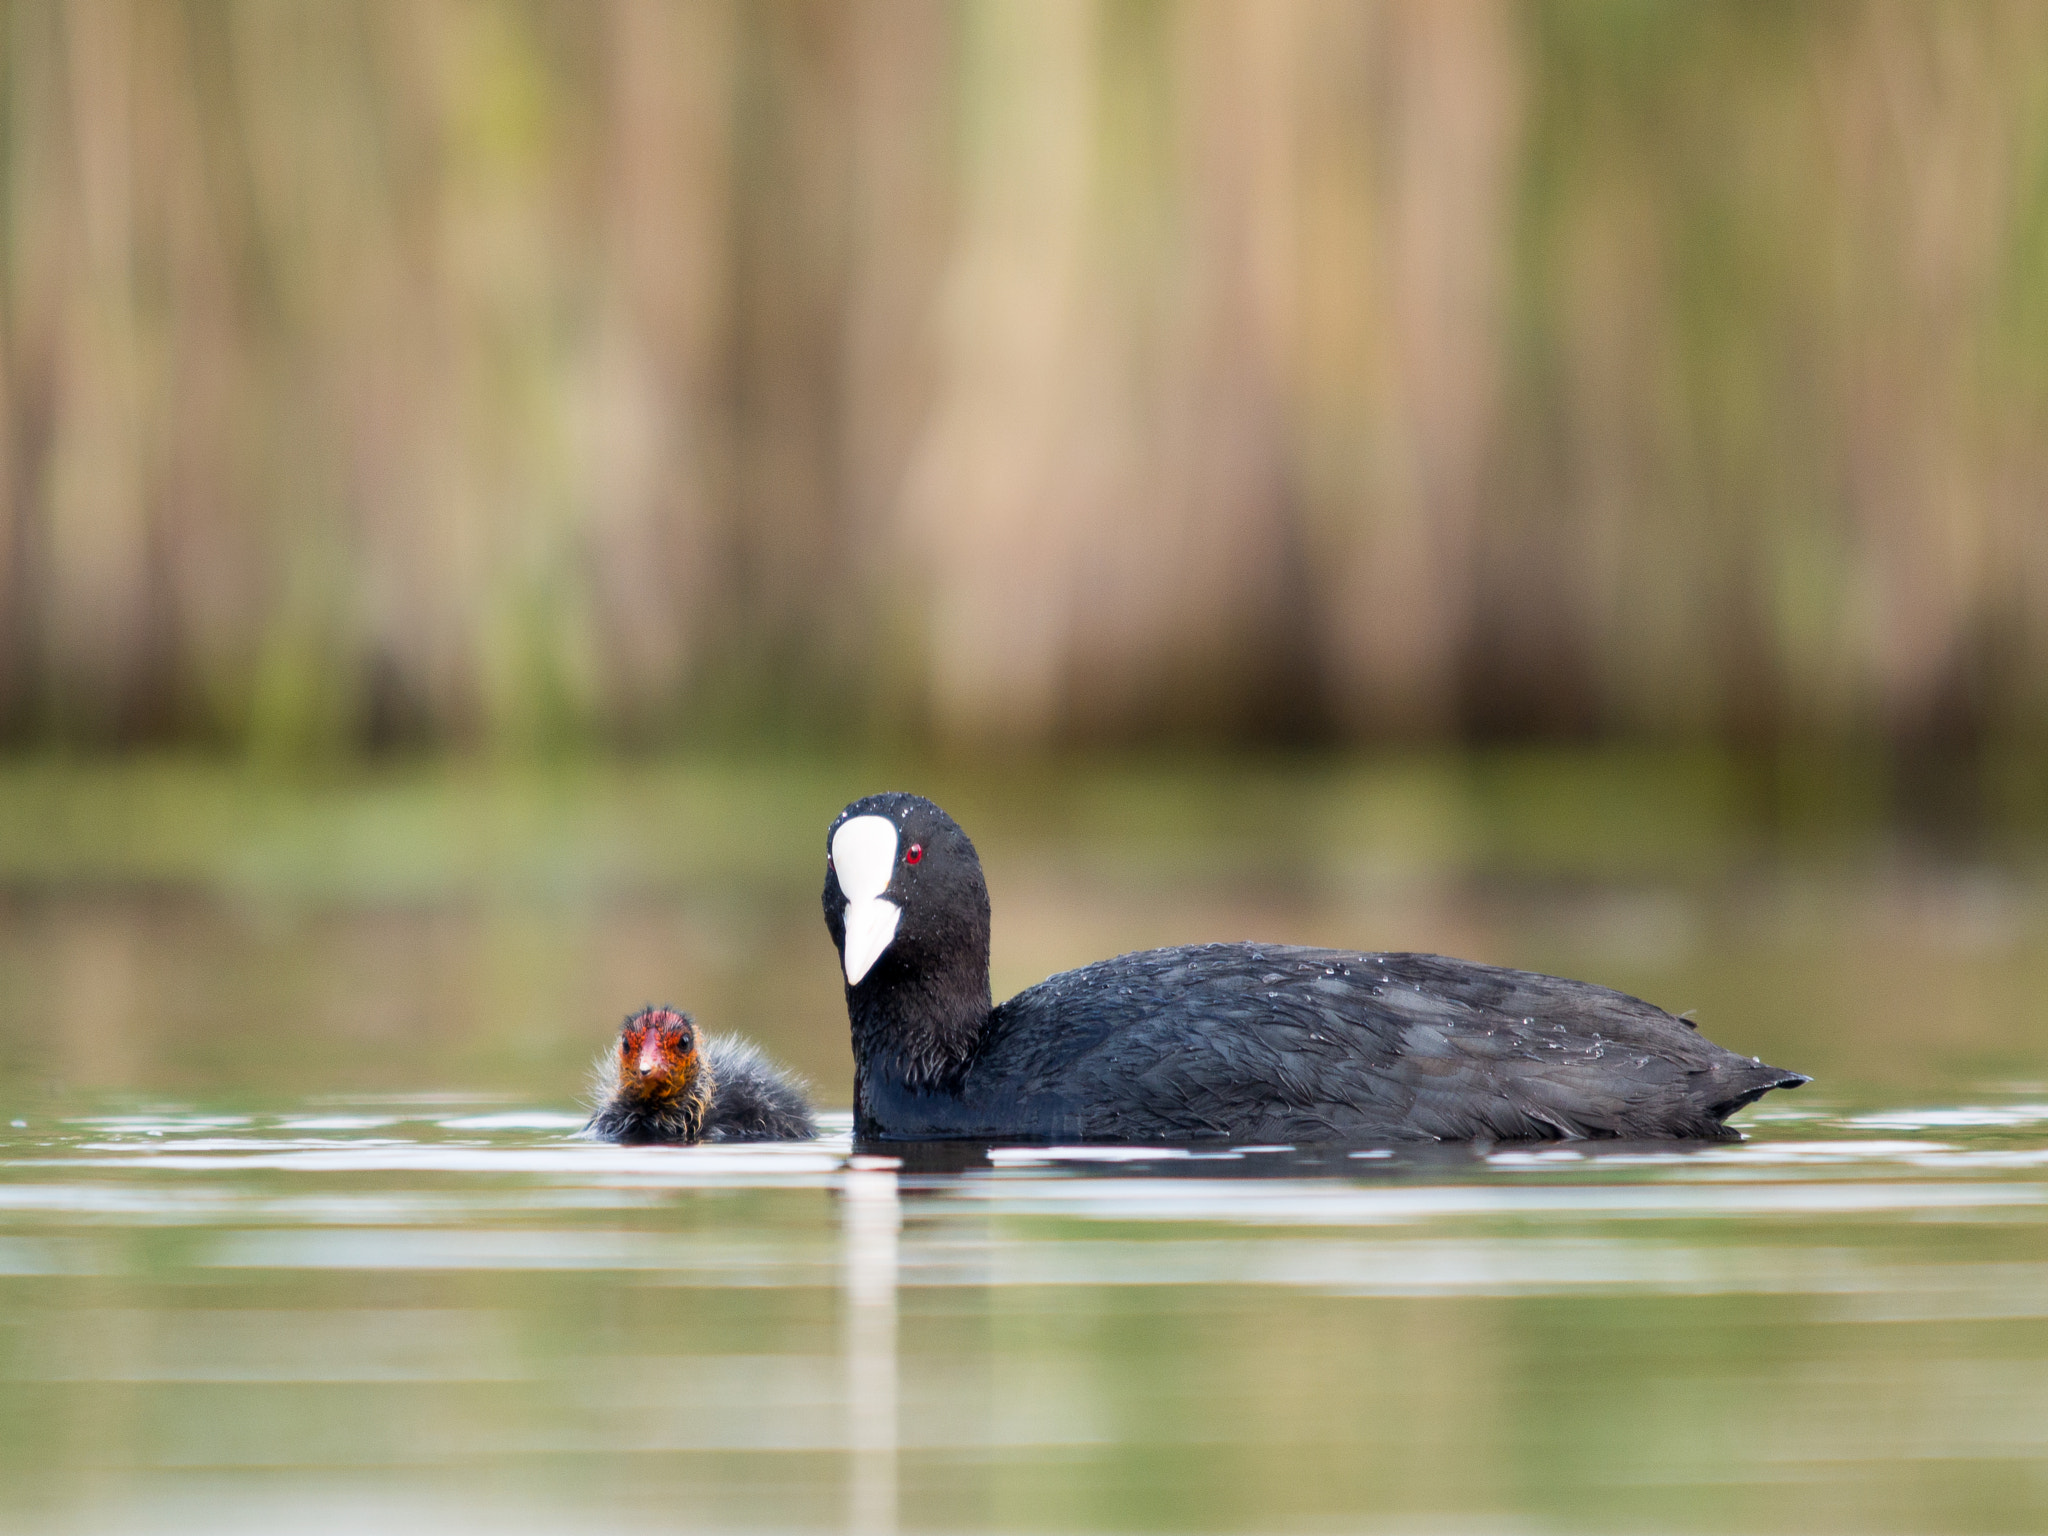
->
xmin=840 ymin=896 xmax=901 ymax=985
xmin=833 ymin=815 xmax=903 ymax=986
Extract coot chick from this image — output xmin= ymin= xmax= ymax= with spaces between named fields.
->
xmin=586 ymin=1006 xmax=816 ymax=1143
xmin=823 ymin=793 xmax=1808 ymax=1144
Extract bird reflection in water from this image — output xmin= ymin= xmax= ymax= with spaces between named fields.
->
xmin=844 ymin=1155 xmax=902 ymax=1536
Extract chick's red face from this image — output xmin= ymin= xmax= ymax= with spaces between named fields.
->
xmin=617 ymin=1007 xmax=699 ymax=1101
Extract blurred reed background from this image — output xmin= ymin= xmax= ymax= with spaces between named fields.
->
xmin=3 ymin=0 xmax=2048 ymax=762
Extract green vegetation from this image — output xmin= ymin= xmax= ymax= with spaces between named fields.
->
xmin=0 ymin=747 xmax=2039 ymax=909
xmin=4 ymin=3 xmax=2048 ymax=752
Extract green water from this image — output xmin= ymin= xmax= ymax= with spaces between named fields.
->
xmin=3 ymin=1101 xmax=2048 ymax=1534
xmin=2 ymin=756 xmax=2047 ymax=1533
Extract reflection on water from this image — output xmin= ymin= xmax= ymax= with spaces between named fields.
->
xmin=3 ymin=1098 xmax=2048 ymax=1533
xmin=843 ymin=1160 xmax=900 ymax=1536
xmin=5 ymin=761 xmax=2048 ymax=1533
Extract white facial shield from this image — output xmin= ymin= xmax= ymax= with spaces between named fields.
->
xmin=832 ymin=815 xmax=902 ymax=985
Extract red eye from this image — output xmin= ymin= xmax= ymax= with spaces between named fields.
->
xmin=905 ymin=843 xmax=923 ymax=865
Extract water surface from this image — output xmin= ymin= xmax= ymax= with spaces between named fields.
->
xmin=4 ymin=758 xmax=2048 ymax=1532
xmin=3 ymin=1093 xmax=2048 ymax=1535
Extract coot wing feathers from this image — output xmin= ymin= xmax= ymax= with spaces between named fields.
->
xmin=701 ymin=1035 xmax=819 ymax=1142
xmin=971 ymin=945 xmax=1800 ymax=1143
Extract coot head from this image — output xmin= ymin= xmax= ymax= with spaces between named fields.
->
xmin=604 ymin=1006 xmax=713 ymax=1140
xmin=823 ymin=793 xmax=993 ymax=1088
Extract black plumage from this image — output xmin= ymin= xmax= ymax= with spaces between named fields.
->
xmin=822 ymin=793 xmax=1807 ymax=1144
xmin=694 ymin=1035 xmax=819 ymax=1141
xmin=585 ymin=1006 xmax=816 ymax=1144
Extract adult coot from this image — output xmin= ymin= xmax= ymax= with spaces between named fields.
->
xmin=823 ymin=793 xmax=1807 ymax=1143
xmin=586 ymin=1006 xmax=816 ymax=1143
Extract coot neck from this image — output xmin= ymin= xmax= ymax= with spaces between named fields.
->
xmin=595 ymin=1062 xmax=712 ymax=1144
xmin=679 ymin=1060 xmax=715 ymax=1141
xmin=847 ymin=947 xmax=993 ymax=1100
